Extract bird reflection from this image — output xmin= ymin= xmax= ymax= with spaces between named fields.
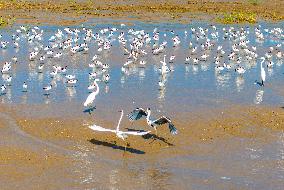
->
xmin=0 ymin=88 xmax=12 ymax=104
xmin=66 ymin=86 xmax=76 ymax=99
xmin=215 ymin=72 xmax=231 ymax=88
xmin=44 ymin=95 xmax=51 ymax=104
xmin=169 ymin=64 xmax=175 ymax=72
xmin=6 ymin=88 xmax=12 ymax=102
xmin=185 ymin=65 xmax=190 ymax=76
xmin=21 ymin=93 xmax=28 ymax=104
xmin=158 ymin=86 xmax=166 ymax=102
xmin=51 ymin=79 xmax=58 ymax=88
xmin=200 ymin=63 xmax=209 ymax=71
xmin=38 ymin=73 xmax=44 ymax=82
xmin=276 ymin=60 xmax=282 ymax=67
xmin=109 ymin=169 xmax=119 ymax=189
xmin=192 ymin=65 xmax=199 ymax=75
xmin=120 ymin=75 xmax=126 ymax=87
xmin=158 ymin=75 xmax=167 ymax=102
xmin=267 ymin=67 xmax=273 ymax=76
xmin=235 ymin=76 xmax=244 ymax=92
xmin=153 ymin=65 xmax=159 ymax=74
xmin=139 ymin=68 xmax=145 ymax=81
xmin=105 ymin=85 xmax=109 ymax=93
xmin=254 ymin=89 xmax=264 ymax=104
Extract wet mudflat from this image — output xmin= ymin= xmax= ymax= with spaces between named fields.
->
xmin=0 ymin=20 xmax=284 ymax=189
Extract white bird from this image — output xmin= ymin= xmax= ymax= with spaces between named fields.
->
xmin=159 ymin=55 xmax=171 ymax=74
xmin=169 ymin=55 xmax=175 ymax=63
xmin=260 ymin=57 xmax=266 ymax=86
xmin=1 ymin=65 xmax=11 ymax=74
xmin=50 ymin=69 xmax=58 ymax=78
xmin=235 ymin=66 xmax=246 ymax=75
xmin=89 ymin=72 xmax=97 ymax=79
xmin=4 ymin=75 xmax=12 ymax=85
xmin=139 ymin=60 xmax=146 ymax=67
xmin=0 ymin=84 xmax=6 ymax=95
xmin=12 ymin=56 xmax=17 ymax=63
xmin=83 ymin=79 xmax=100 ymax=107
xmin=65 ymin=75 xmax=76 ymax=80
xmin=103 ymin=74 xmax=110 ymax=83
xmin=22 ymin=82 xmax=28 ymax=92
xmin=66 ymin=79 xmax=78 ymax=86
xmin=89 ymin=110 xmax=150 ymax=140
xmin=43 ymin=84 xmax=52 ymax=95
xmin=38 ymin=64 xmax=44 ymax=73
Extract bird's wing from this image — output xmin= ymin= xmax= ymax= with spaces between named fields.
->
xmin=168 ymin=123 xmax=178 ymax=135
xmin=153 ymin=116 xmax=178 ymax=135
xmin=89 ymin=125 xmax=116 ymax=133
xmin=122 ymin=130 xmax=151 ymax=136
xmin=83 ymin=92 xmax=97 ymax=107
xmin=128 ymin=108 xmax=147 ymax=121
xmin=153 ymin=116 xmax=171 ymax=125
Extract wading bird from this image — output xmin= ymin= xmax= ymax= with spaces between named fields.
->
xmin=89 ymin=110 xmax=151 ymax=150
xmin=260 ymin=57 xmax=266 ymax=86
xmin=83 ymin=79 xmax=100 ymax=107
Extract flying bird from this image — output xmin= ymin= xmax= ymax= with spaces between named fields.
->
xmin=89 ymin=110 xmax=151 ymax=149
xmin=128 ymin=108 xmax=178 ymax=135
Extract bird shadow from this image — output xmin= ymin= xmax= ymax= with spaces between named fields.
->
xmin=89 ymin=139 xmax=145 ymax=154
xmin=125 ymin=128 xmax=174 ymax=146
xmin=83 ymin=106 xmax=96 ymax=114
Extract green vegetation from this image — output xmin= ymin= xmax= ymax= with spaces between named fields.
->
xmin=247 ymin=0 xmax=261 ymax=6
xmin=0 ymin=16 xmax=16 ymax=27
xmin=0 ymin=16 xmax=9 ymax=27
xmin=218 ymin=12 xmax=257 ymax=24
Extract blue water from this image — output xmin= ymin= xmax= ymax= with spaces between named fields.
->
xmin=0 ymin=21 xmax=283 ymax=118
xmin=0 ymin=20 xmax=284 ymax=190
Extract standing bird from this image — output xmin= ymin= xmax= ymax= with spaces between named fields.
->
xmin=128 ymin=108 xmax=178 ymax=135
xmin=22 ymin=82 xmax=28 ymax=92
xmin=89 ymin=110 xmax=151 ymax=150
xmin=1 ymin=84 xmax=6 ymax=95
xmin=43 ymin=84 xmax=52 ymax=95
xmin=260 ymin=57 xmax=266 ymax=86
xmin=83 ymin=79 xmax=100 ymax=107
xmin=159 ymin=55 xmax=171 ymax=75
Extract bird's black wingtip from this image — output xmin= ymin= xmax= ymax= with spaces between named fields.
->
xmin=169 ymin=123 xmax=178 ymax=135
xmin=127 ymin=114 xmax=135 ymax=121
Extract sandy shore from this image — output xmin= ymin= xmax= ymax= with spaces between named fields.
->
xmin=1 ymin=102 xmax=284 ymax=189
xmin=2 ymin=103 xmax=284 ymax=154
xmin=0 ymin=0 xmax=283 ymax=26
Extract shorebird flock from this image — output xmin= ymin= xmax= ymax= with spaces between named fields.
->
xmin=0 ymin=23 xmax=283 ymax=142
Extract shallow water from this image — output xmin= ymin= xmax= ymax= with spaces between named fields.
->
xmin=0 ymin=21 xmax=284 ymax=189
xmin=0 ymin=22 xmax=283 ymax=113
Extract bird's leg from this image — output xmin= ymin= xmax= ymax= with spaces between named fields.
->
xmin=124 ymin=141 xmax=127 ymax=151
xmin=154 ymin=126 xmax=158 ymax=136
xmin=149 ymin=127 xmax=158 ymax=143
